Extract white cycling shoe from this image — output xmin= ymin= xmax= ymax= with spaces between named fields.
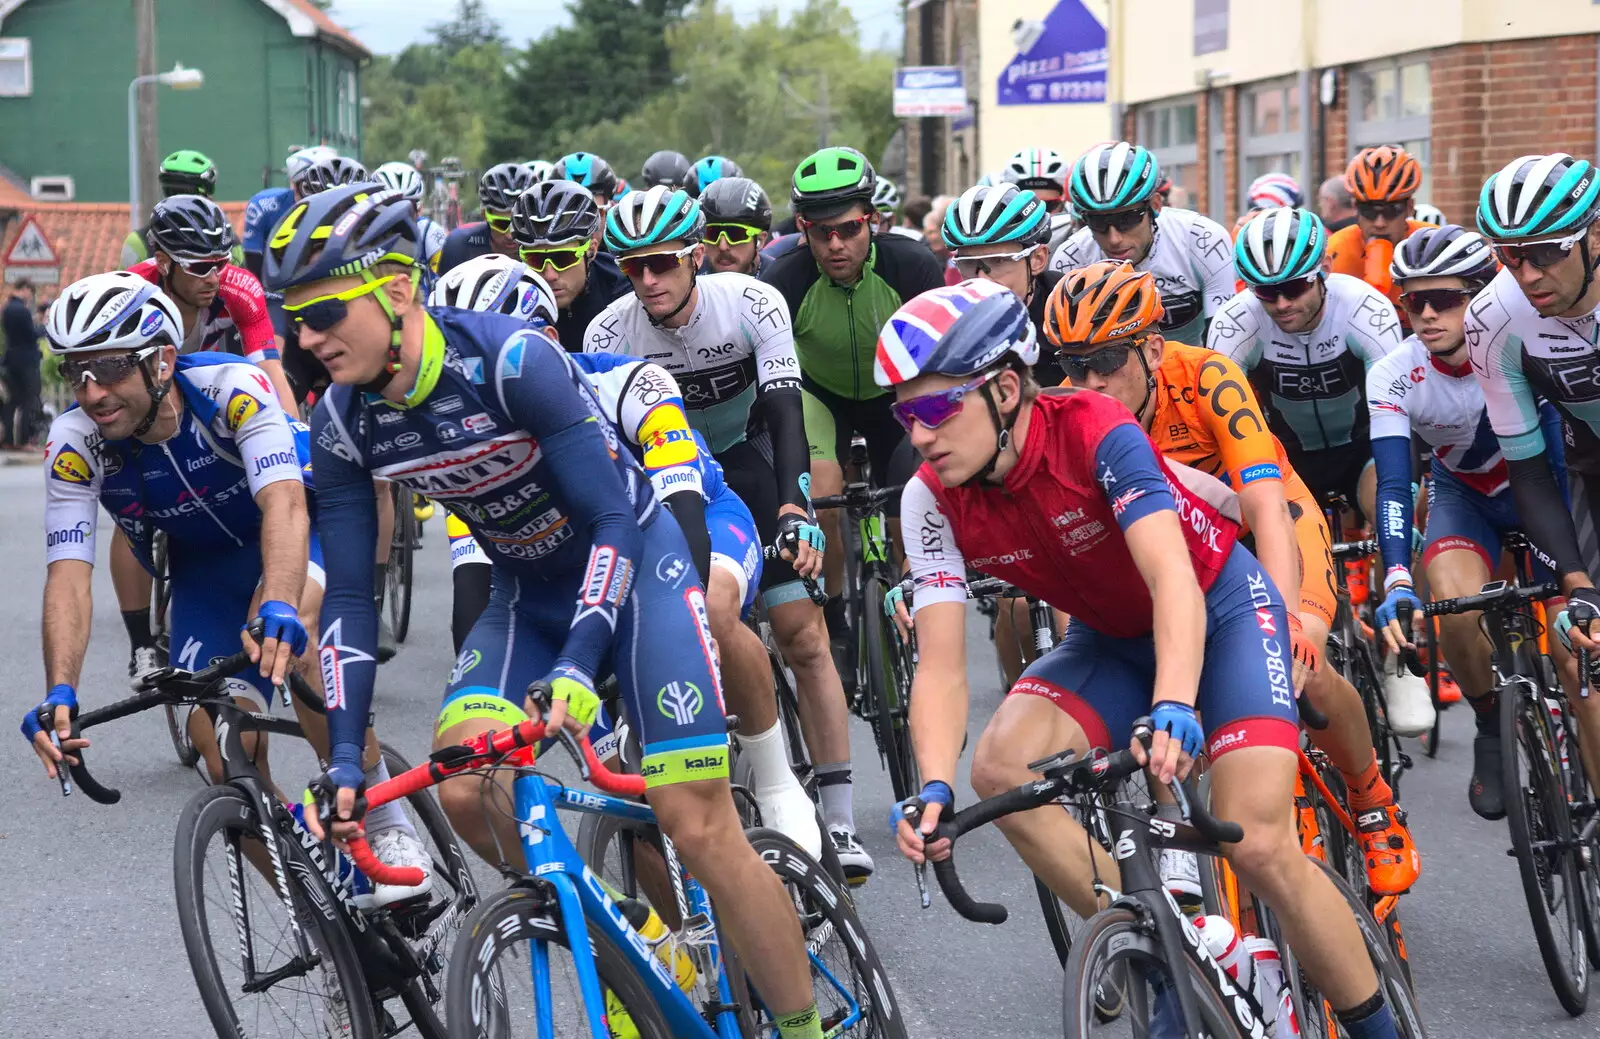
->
xmin=830 ymin=828 xmax=875 ymax=883
xmin=128 ymin=644 xmax=164 ymax=690
xmin=369 ymin=827 xmax=433 ymax=908
xmin=756 ymin=778 xmax=824 ymax=861
xmin=1159 ymin=849 xmax=1203 ymax=906
xmin=1383 ymin=668 xmax=1436 ymax=737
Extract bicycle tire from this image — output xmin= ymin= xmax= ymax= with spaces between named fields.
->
xmin=1562 ymin=714 xmax=1600 ymax=972
xmin=152 ymin=531 xmax=196 ymax=768
xmin=1502 ymin=686 xmax=1590 ymax=1015
xmin=445 ymin=884 xmax=672 ymax=1039
xmin=1303 ymin=858 xmax=1428 ymax=1037
xmin=173 ymin=784 xmax=378 ymax=1039
xmin=863 ymin=573 xmax=918 ymax=804
xmin=1062 ymin=908 xmax=1243 ymax=1038
xmin=388 ymin=484 xmax=415 ymax=643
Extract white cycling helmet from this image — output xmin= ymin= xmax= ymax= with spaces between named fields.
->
xmin=428 ymin=253 xmax=558 ymax=329
xmin=523 ymin=159 xmax=556 ymax=183
xmin=1002 ymin=148 xmax=1068 ymax=192
xmin=872 ymin=176 xmax=901 ymax=215
xmin=372 ymin=161 xmax=424 ymax=202
xmin=46 ymin=271 xmax=183 ymax=356
xmin=1413 ymin=202 xmax=1445 ymax=226
xmin=286 ymin=145 xmax=339 ymax=187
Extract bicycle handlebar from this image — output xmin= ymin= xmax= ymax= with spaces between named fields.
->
xmin=1422 ymin=580 xmax=1561 ymax=618
xmin=810 ymin=483 xmax=904 ymax=513
xmin=1330 ymin=538 xmax=1378 ymax=561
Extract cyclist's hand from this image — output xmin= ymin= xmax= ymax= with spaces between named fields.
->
xmin=1375 ymin=584 xmax=1422 ymax=656
xmin=21 ymin=684 xmax=87 ymax=779
xmin=244 ymin=599 xmax=307 ymax=685
xmin=1140 ymin=701 xmax=1202 ymax=784
xmin=1286 ymin=613 xmax=1319 ymax=693
xmin=303 ymin=758 xmax=364 ymax=845
xmin=539 ymin=666 xmax=601 ymax=736
xmin=893 ymin=781 xmax=952 ymax=864
xmin=884 ymin=581 xmax=912 ymax=641
xmin=776 ymin=507 xmax=825 ymax=580
xmin=1557 ymin=588 xmax=1600 ymax=656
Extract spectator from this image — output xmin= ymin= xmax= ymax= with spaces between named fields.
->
xmin=898 ymin=197 xmax=932 ymax=240
xmin=1318 ymin=176 xmax=1358 ymax=232
xmin=924 ymin=194 xmax=959 ymax=282
xmin=2 ymin=280 xmax=42 ymax=448
xmin=1166 ymin=185 xmax=1191 ymax=211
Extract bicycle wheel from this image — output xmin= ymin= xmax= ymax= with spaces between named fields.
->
xmin=1502 ymin=687 xmax=1590 ymax=1014
xmin=173 ymin=784 xmax=378 ymax=1039
xmin=152 ymin=532 xmax=196 ymax=768
xmin=1562 ymin=714 xmax=1600 ymax=972
xmin=446 ymin=884 xmax=672 ymax=1039
xmin=863 ymin=573 xmax=919 ymax=804
xmin=388 ymin=483 xmax=415 ymax=643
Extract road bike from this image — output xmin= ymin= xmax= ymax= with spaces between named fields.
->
xmin=384 ymin=481 xmax=416 ymax=645
xmin=426 ymin=157 xmax=468 ymax=231
xmin=145 ymin=528 xmax=197 ymax=767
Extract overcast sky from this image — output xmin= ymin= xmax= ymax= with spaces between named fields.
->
xmin=328 ymin=0 xmax=904 ymax=56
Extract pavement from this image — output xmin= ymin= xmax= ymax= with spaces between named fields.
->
xmin=0 ymin=461 xmax=1597 ymax=1037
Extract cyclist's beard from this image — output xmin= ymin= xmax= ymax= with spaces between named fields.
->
xmin=162 ymin=272 xmax=210 ymax=314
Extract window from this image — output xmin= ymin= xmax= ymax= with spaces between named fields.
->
xmin=1138 ymin=97 xmax=1198 ymax=206
xmin=0 ymin=38 xmax=31 ymax=97
xmin=1237 ymin=76 xmax=1304 ymax=216
xmin=1347 ymin=55 xmax=1432 ymax=199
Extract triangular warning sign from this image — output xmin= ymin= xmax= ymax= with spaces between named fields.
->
xmin=3 ymin=215 xmax=58 ymax=265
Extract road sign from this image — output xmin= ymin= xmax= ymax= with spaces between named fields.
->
xmin=894 ymin=66 xmax=968 ymax=118
xmin=3 ymin=215 xmax=60 ymax=284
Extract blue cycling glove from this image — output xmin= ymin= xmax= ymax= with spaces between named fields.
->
xmin=890 ymin=779 xmax=952 ymax=838
xmin=777 ymin=512 xmax=826 ymax=555
xmin=251 ymin=599 xmax=308 ymax=657
xmin=1150 ymin=701 xmax=1205 ymax=758
xmin=21 ymin=684 xmax=77 ymax=744
xmin=1375 ymin=584 xmax=1423 ymax=633
xmin=324 ymin=746 xmax=365 ymax=793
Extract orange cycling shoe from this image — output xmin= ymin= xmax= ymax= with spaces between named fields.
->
xmin=1356 ymin=804 xmax=1421 ymax=895
xmin=1437 ymin=670 xmax=1463 ymax=704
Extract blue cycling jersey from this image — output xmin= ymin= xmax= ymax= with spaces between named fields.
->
xmin=438 ymin=222 xmax=494 ymax=275
xmin=243 ymin=188 xmax=295 ymax=257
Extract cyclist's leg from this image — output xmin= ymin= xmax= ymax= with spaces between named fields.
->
xmin=110 ymin=528 xmax=158 ymax=663
xmin=447 ymin=513 xmax=490 ymax=655
xmin=801 ymin=384 xmax=846 ymax=598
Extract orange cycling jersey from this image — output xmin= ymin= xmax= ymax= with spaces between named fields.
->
xmin=1325 ymin=220 xmax=1431 ymax=330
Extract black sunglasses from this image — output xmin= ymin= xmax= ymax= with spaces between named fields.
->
xmin=1399 ymin=288 xmax=1472 ymax=315
xmin=1357 ymin=201 xmax=1408 ymax=222
xmin=1084 ymin=207 xmax=1148 ymax=235
xmin=1252 ymin=276 xmax=1320 ymax=303
xmin=1059 ymin=341 xmax=1140 ymax=383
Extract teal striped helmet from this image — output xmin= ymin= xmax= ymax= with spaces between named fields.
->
xmin=1068 ymin=142 xmax=1161 ymax=214
xmin=604 ymin=185 xmax=704 ymax=253
xmin=942 ymin=184 xmax=1049 ymax=248
xmin=1235 ymin=207 xmax=1325 ymax=286
xmin=1477 ymin=153 xmax=1600 ymax=240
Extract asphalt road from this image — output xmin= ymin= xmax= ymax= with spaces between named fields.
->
xmin=1 ymin=460 xmax=1597 ymax=1037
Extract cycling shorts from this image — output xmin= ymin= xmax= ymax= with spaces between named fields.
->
xmin=1287 ymin=480 xmax=1337 ymax=628
xmin=801 ymin=377 xmax=906 ymax=479
xmin=437 ymin=514 xmax=729 ymax=790
xmin=706 ymin=485 xmax=762 ymax=618
xmin=1425 ymin=460 xmax=1553 ymax=580
xmin=717 ymin=439 xmax=809 ymax=607
xmin=1285 ymin=440 xmax=1373 ymax=526
xmin=446 ymin=512 xmax=485 ymax=569
xmin=1009 ymin=546 xmax=1301 ymax=759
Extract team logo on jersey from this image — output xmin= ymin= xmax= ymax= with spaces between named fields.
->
xmin=138 ymin=310 xmax=165 ymax=337
xmin=656 ymin=681 xmax=704 ymax=725
xmin=50 ymin=446 xmax=92 ymax=484
xmin=639 ymin=405 xmax=698 ymax=467
xmin=499 ymin=336 xmax=527 ymax=380
xmin=225 ymin=389 xmax=263 ymax=431
xmin=318 ymin=618 xmax=374 ymax=711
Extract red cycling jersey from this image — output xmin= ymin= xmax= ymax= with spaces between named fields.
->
xmin=130 ymin=259 xmax=278 ymax=364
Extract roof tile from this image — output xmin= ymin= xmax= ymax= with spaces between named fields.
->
xmin=1 ymin=202 xmax=247 ymax=291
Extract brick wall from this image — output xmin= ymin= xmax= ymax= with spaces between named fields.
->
xmin=1195 ymin=90 xmax=1211 ymax=212
xmin=1222 ymin=86 xmax=1238 ymax=218
xmin=1321 ymin=69 xmax=1349 ymax=197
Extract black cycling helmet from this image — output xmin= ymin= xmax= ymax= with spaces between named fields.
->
xmin=299 ymin=155 xmax=370 ymax=195
xmin=640 ymin=150 xmax=692 ymax=190
xmin=479 ymin=161 xmax=537 ymax=214
xmin=511 ymin=179 xmax=603 ymax=246
xmin=555 ymin=152 xmax=620 ymax=199
xmin=148 ymin=194 xmax=238 ymax=259
xmin=699 ymin=176 xmax=772 ymax=232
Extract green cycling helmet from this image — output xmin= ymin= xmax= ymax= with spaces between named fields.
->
xmin=159 ymin=149 xmax=218 ymax=197
xmin=604 ymin=185 xmax=704 ymax=253
xmin=1068 ymin=142 xmax=1161 ymax=214
xmin=1477 ymin=153 xmax=1600 ymax=241
xmin=1234 ymin=207 xmax=1325 ymax=286
xmin=792 ymin=146 xmax=876 ymax=217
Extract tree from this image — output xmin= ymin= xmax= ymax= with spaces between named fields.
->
xmin=428 ymin=0 xmax=506 ymax=57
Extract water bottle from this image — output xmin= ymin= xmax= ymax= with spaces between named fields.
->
xmin=606 ymin=898 xmax=697 ymax=1038
xmin=1195 ymin=916 xmax=1253 ymax=994
xmin=1546 ymin=697 xmax=1571 ymax=777
xmin=1243 ymin=935 xmax=1299 ymax=1037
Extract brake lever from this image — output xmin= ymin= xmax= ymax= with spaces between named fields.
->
xmin=899 ymin=800 xmax=932 ymax=909
xmin=49 ymin=729 xmax=72 ymax=797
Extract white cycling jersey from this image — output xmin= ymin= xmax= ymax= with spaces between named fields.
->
xmin=1467 ymin=266 xmax=1600 ymax=473
xmin=1368 ymin=337 xmax=1507 ymax=496
xmin=582 ymin=272 xmax=800 ymax=454
xmin=1049 ymin=206 xmax=1235 ymax=345
xmin=418 ymin=216 xmax=448 ymax=270
xmin=1207 ymin=273 xmax=1403 ymax=453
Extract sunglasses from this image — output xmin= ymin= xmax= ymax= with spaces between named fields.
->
xmin=952 ymin=248 xmax=1038 ymax=279
xmin=61 ymin=347 xmax=157 ymax=388
xmin=702 ymin=223 xmax=763 ymax=247
xmin=173 ymin=255 xmax=229 ymax=278
xmin=1399 ymin=288 xmax=1472 ymax=315
xmin=890 ymin=370 xmax=1000 ymax=431
xmin=520 ymin=240 xmax=592 ymax=272
xmin=1492 ymin=229 xmax=1586 ymax=270
xmin=282 ymin=274 xmax=398 ymax=332
xmin=798 ymin=214 xmax=873 ymax=242
xmin=1041 ymin=197 xmax=1067 ymax=214
xmin=1084 ymin=207 xmax=1148 ymax=235
xmin=1251 ymin=276 xmax=1320 ymax=303
xmin=618 ymin=243 xmax=698 ymax=280
xmin=1058 ymin=341 xmax=1140 ymax=383
xmin=484 ymin=211 xmax=513 ymax=233
xmin=1356 ymin=201 xmax=1408 ymax=222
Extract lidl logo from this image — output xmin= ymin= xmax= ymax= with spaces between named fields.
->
xmin=640 ymin=406 xmax=697 ymax=467
xmin=50 ymin=446 xmax=92 ymax=484
xmin=225 ymin=389 xmax=262 ymax=431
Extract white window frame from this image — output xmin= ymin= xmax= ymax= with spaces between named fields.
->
xmin=1237 ymin=75 xmax=1305 ymax=212
xmin=1137 ymin=95 xmax=1199 ymax=203
xmin=0 ymin=38 xmax=32 ymax=97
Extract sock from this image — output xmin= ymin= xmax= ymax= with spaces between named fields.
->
xmin=775 ymin=1004 xmax=823 ymax=1039
xmin=122 ymin=609 xmax=154 ymax=650
xmin=822 ymin=595 xmax=847 ymax=640
xmin=1336 ymin=991 xmax=1398 ymax=1039
xmin=815 ymin=762 xmax=854 ymax=832
xmin=1469 ymin=691 xmax=1500 ymax=737
xmin=361 ymin=758 xmax=416 ymax=838
xmin=740 ymin=721 xmax=797 ymax=797
xmin=1343 ymin=754 xmax=1394 ymax=813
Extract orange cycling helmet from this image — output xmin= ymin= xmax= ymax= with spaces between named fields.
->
xmin=1043 ymin=260 xmax=1165 ymax=348
xmin=1344 ymin=145 xmax=1422 ymax=203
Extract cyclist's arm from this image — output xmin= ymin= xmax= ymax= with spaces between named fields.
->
xmin=610 ymin=360 xmax=712 ymax=582
xmin=1190 ymin=213 xmax=1239 ymax=320
xmin=1367 ymin=354 xmax=1420 ymax=585
xmin=233 ymin=390 xmax=311 ymax=609
xmin=1202 ymin=295 xmax=1262 ymax=368
xmin=901 ymin=475 xmax=970 ymax=789
xmin=42 ymin=560 xmax=92 ymax=690
xmin=742 ymin=281 xmax=810 ymax=512
xmin=41 ymin=428 xmax=103 ymax=689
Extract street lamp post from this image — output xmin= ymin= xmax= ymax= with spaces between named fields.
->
xmin=127 ymin=63 xmax=205 ymax=229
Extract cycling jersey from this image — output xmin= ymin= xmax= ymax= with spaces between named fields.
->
xmin=760 ymin=233 xmax=806 ymax=265
xmin=1026 ymin=269 xmax=1068 ymax=385
xmin=417 ymin=215 xmax=448 ymax=272
xmin=1326 ymin=220 xmax=1431 ymax=328
xmin=1206 ymin=273 xmax=1403 ymax=453
xmin=129 ymin=259 xmax=278 ymax=364
xmin=437 ymin=222 xmax=494 ymax=275
xmin=1049 ymin=207 xmax=1236 ymax=345
xmin=242 ymin=187 xmax=295 ymax=261
xmin=1369 ymin=338 xmax=1511 ymax=497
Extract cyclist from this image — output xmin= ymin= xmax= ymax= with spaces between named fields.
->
xmin=871 ymin=176 xmax=901 ymax=234
xmin=1231 ymin=172 xmax=1302 ymax=239
xmin=508 ymin=178 xmax=630 ymax=351
xmin=1414 ymin=202 xmax=1446 ymax=227
xmin=1371 ymin=223 xmax=1552 ymax=820
xmin=1209 ymin=207 xmax=1434 ymax=734
xmin=242 ymin=145 xmax=336 ymax=279
xmin=521 ymin=158 xmax=555 ymax=183
xmin=759 ymin=146 xmax=944 ymax=674
xmin=1049 ymin=141 xmax=1236 ymax=345
xmin=585 ymin=184 xmax=875 ymax=875
xmin=120 ymin=150 xmax=243 ymax=268
xmin=268 ymin=184 xmax=832 ymax=1039
xmin=26 ymin=271 xmax=432 ymax=904
xmin=554 ymin=151 xmax=621 ymax=206
xmin=690 ymin=155 xmax=742 ymax=197
xmin=1054 ymin=260 xmax=1420 ymax=897
xmin=999 ymin=147 xmax=1069 ymax=217
xmin=438 ymin=161 xmax=536 ymax=274
xmin=433 ymin=253 xmax=821 ymax=855
xmin=1468 ymin=151 xmax=1600 ymax=786
xmin=1327 ymin=146 xmax=1430 ymax=326
xmin=700 ymin=176 xmax=773 ymax=275
xmin=640 ymin=149 xmax=693 ymax=191
xmin=885 ymin=278 xmax=1403 ymax=1039
xmin=372 ymin=160 xmax=448 ymax=271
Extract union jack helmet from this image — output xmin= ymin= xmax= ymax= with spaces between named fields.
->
xmin=874 ymin=280 xmax=1037 ymax=387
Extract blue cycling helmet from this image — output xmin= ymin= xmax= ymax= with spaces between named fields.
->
xmin=1477 ymin=153 xmax=1600 ymax=240
xmin=1068 ymin=142 xmax=1162 ymax=214
xmin=604 ymin=185 xmax=704 ymax=252
xmin=262 ymin=184 xmax=421 ymax=293
xmin=691 ymin=155 xmax=742 ymax=196
xmin=1234 ymin=207 xmax=1325 ymax=286
xmin=942 ymin=184 xmax=1049 ymax=248
xmin=555 ymin=151 xmax=620 ymax=199
xmin=875 ymin=280 xmax=1038 ymax=388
